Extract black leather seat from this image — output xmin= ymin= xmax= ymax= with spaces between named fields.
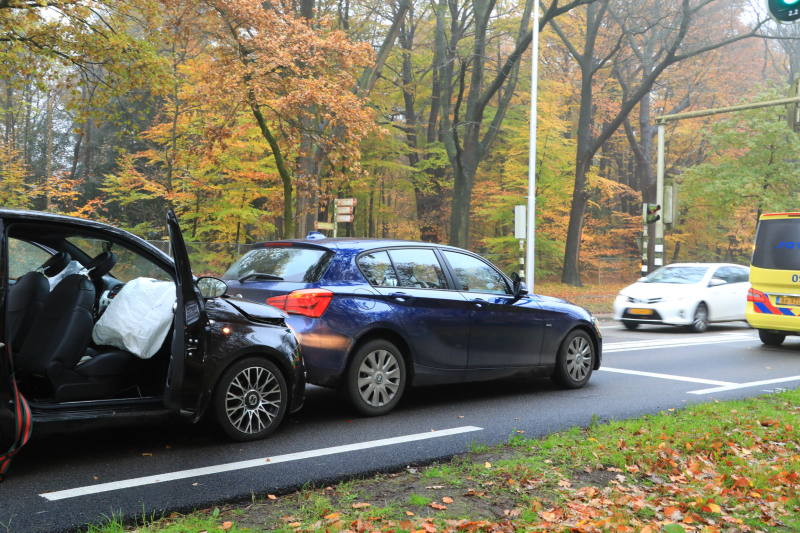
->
xmin=85 ymin=251 xmax=117 ymax=293
xmin=7 ymin=252 xmax=71 ymax=352
xmin=17 ymin=273 xmax=132 ymax=401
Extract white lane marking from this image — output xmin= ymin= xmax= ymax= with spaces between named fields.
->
xmin=688 ymin=376 xmax=800 ymax=395
xmin=603 ymin=334 xmax=754 ymax=353
xmin=599 ymin=367 xmax=736 ymax=386
xmin=40 ymin=426 xmax=483 ymax=501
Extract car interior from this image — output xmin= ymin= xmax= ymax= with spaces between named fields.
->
xmin=6 ymin=223 xmax=177 ymax=405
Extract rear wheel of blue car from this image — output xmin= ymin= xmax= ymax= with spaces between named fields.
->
xmin=343 ymin=339 xmax=407 ymax=416
xmin=551 ymin=330 xmax=594 ymax=389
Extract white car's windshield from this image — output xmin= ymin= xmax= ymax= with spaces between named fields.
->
xmin=643 ymin=266 xmax=708 ymax=284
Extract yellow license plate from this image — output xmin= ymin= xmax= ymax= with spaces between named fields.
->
xmin=628 ymin=308 xmax=653 ymax=315
xmin=777 ymin=296 xmax=800 ymax=306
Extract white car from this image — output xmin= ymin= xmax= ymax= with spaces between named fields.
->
xmin=613 ymin=263 xmax=750 ymax=332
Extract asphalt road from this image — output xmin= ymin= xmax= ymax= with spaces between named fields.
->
xmin=2 ymin=320 xmax=800 ymax=532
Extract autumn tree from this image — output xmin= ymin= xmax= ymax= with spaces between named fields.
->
xmin=194 ymin=0 xmax=379 ymax=238
xmin=551 ymin=0 xmax=776 ymax=285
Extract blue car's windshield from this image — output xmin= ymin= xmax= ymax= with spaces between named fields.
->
xmin=643 ymin=266 xmax=708 ymax=284
xmin=223 ymin=246 xmax=333 ymax=283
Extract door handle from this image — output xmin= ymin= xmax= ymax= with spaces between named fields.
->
xmin=388 ymin=292 xmax=413 ymax=302
xmin=470 ymin=298 xmax=486 ymax=308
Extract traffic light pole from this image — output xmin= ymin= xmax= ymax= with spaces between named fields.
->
xmin=655 ymin=124 xmax=666 ymax=272
xmin=652 ymin=94 xmax=800 ymax=273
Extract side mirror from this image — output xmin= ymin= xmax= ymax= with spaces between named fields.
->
xmin=511 ymin=272 xmax=528 ymax=298
xmin=708 ymin=278 xmax=726 ymax=287
xmin=197 ymin=276 xmax=228 ymax=298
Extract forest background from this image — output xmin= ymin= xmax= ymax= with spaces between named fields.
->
xmin=2 ymin=0 xmax=800 ymax=287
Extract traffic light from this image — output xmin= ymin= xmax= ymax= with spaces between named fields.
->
xmin=769 ymin=0 xmax=800 ymax=23
xmin=643 ymin=203 xmax=661 ymax=225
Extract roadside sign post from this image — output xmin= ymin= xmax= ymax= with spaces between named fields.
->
xmin=514 ymin=205 xmax=526 ymax=278
xmin=333 ymin=198 xmax=356 ymax=238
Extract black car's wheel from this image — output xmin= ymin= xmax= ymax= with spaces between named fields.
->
xmin=551 ymin=330 xmax=595 ymax=389
xmin=689 ymin=302 xmax=709 ymax=333
xmin=343 ymin=339 xmax=406 ymax=416
xmin=758 ymin=329 xmax=786 ymax=346
xmin=622 ymin=320 xmax=639 ymax=330
xmin=214 ymin=357 xmax=287 ymax=442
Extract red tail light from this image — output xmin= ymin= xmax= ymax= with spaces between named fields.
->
xmin=747 ymin=288 xmax=768 ymax=304
xmin=267 ymin=289 xmax=334 ymax=318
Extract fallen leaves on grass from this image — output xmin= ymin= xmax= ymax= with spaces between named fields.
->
xmin=219 ymin=522 xmax=233 ymax=530
xmin=441 ymin=497 xmax=453 ymax=504
xmin=351 ymin=503 xmax=371 ymax=509
xmin=428 ymin=502 xmax=447 ymax=510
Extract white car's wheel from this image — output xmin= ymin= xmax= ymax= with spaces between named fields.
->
xmin=689 ymin=302 xmax=708 ymax=333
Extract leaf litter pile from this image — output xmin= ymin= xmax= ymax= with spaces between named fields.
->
xmin=103 ymin=390 xmax=799 ymax=533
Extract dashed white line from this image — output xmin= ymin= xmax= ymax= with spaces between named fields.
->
xmin=40 ymin=426 xmax=483 ymax=501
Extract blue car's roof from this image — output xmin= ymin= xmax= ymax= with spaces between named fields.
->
xmin=253 ymin=238 xmax=450 ymax=252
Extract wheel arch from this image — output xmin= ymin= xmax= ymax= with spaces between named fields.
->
xmin=205 ymin=346 xmax=300 ymax=413
xmin=349 ymin=327 xmax=415 ymax=384
xmin=563 ymin=324 xmax=601 ymax=370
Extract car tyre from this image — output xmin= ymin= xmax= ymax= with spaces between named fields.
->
xmin=758 ymin=329 xmax=786 ymax=346
xmin=213 ymin=357 xmax=287 ymax=442
xmin=622 ymin=320 xmax=639 ymax=330
xmin=689 ymin=302 xmax=708 ymax=333
xmin=343 ymin=339 xmax=406 ymax=416
xmin=551 ymin=330 xmax=595 ymax=390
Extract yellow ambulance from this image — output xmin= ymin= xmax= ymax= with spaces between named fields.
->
xmin=747 ymin=212 xmax=800 ymax=345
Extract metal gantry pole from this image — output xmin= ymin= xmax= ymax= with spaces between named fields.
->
xmin=526 ymin=0 xmax=541 ymax=291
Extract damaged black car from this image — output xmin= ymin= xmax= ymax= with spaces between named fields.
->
xmin=0 ymin=209 xmax=304 ymax=457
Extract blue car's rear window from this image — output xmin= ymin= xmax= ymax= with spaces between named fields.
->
xmin=223 ymin=247 xmax=334 ymax=282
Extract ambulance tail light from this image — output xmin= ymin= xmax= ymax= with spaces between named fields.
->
xmin=747 ymin=288 xmax=769 ymax=304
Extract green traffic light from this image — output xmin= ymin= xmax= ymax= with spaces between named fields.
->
xmin=770 ymin=0 xmax=800 ymax=22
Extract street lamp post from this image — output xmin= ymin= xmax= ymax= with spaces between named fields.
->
xmin=526 ymin=0 xmax=541 ymax=291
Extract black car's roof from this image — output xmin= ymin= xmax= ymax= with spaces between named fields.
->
xmin=0 ymin=209 xmax=172 ymax=264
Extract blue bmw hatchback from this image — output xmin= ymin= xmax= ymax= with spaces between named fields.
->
xmin=222 ymin=235 xmax=602 ymax=415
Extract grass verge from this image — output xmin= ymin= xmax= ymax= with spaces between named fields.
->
xmin=536 ymin=283 xmax=627 ymax=314
xmin=90 ymin=390 xmax=799 ymax=533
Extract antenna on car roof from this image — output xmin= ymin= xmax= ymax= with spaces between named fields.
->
xmin=306 ymin=231 xmax=327 ymax=240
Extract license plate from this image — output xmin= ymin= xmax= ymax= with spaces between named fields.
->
xmin=777 ymin=296 xmax=800 ymax=306
xmin=627 ymin=308 xmax=653 ymax=315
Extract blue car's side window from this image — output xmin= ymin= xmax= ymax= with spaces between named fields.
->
xmin=358 ymin=251 xmax=399 ymax=287
xmin=443 ymin=251 xmax=509 ymax=294
xmin=387 ymin=249 xmax=447 ymax=290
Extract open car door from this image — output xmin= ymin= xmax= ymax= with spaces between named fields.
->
xmin=164 ymin=210 xmax=206 ymax=415
xmin=0 ymin=219 xmax=33 ymax=481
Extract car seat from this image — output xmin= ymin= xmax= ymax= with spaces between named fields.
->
xmin=7 ymin=252 xmax=71 ymax=352
xmin=16 ymin=263 xmax=133 ymax=402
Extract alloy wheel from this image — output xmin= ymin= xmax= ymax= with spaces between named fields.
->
xmin=357 ymin=349 xmax=400 ymax=407
xmin=566 ymin=336 xmax=592 ymax=382
xmin=225 ymin=366 xmax=282 ymax=435
xmin=693 ymin=304 xmax=708 ymax=332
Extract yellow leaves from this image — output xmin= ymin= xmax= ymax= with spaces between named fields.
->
xmin=702 ymin=503 xmax=722 ymax=514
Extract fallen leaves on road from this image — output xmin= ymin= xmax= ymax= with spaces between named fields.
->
xmin=441 ymin=497 xmax=453 ymax=504
xmin=268 ymin=494 xmax=277 ymax=500
xmin=351 ymin=502 xmax=371 ymax=509
xmin=428 ymin=502 xmax=447 ymax=510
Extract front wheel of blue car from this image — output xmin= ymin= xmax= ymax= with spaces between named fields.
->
xmin=343 ymin=339 xmax=407 ymax=416
xmin=551 ymin=330 xmax=595 ymax=389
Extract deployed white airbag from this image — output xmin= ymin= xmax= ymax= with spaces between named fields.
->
xmin=93 ymin=277 xmax=176 ymax=359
